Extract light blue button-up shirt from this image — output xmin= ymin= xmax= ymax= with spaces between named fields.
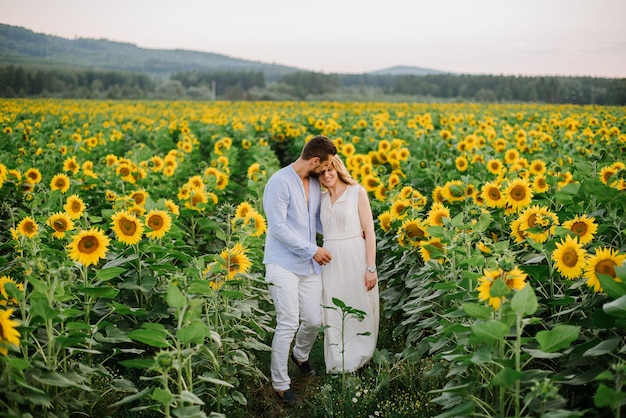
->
xmin=262 ymin=164 xmax=322 ymax=276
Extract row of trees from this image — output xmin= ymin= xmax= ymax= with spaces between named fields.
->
xmin=0 ymin=65 xmax=154 ymax=99
xmin=1 ymin=64 xmax=625 ymax=104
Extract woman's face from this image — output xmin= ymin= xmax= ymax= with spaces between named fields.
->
xmin=319 ymin=165 xmax=338 ymax=188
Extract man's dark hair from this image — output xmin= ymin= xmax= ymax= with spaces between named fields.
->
xmin=301 ymin=135 xmax=337 ymax=161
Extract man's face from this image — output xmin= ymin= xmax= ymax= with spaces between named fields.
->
xmin=309 ymin=155 xmax=333 ymax=178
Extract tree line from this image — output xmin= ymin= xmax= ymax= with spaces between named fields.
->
xmin=1 ymin=64 xmax=625 ymax=105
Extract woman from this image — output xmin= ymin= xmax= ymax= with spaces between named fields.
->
xmin=319 ymin=155 xmax=379 ymax=374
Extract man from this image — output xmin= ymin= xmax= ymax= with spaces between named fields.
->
xmin=263 ymin=135 xmax=337 ymax=405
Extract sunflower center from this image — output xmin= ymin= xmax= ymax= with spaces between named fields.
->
xmin=510 ymin=185 xmax=526 ymax=200
xmin=148 ymin=215 xmax=163 ymax=230
xmin=121 ymin=219 xmax=137 ymax=235
xmin=25 ymin=222 xmax=35 ymax=233
xmin=54 ymin=219 xmax=67 ymax=232
xmin=406 ymin=224 xmax=426 ymax=239
xmin=488 ymin=188 xmax=501 ymax=199
xmin=71 ymin=202 xmax=81 ymax=211
xmin=595 ymin=259 xmax=616 ymax=278
xmin=571 ymin=221 xmax=588 ymax=236
xmin=78 ymin=236 xmax=99 ymax=254
xmin=561 ymin=248 xmax=579 ymax=267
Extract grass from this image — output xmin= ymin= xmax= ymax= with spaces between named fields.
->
xmin=232 ymin=308 xmax=444 ymax=418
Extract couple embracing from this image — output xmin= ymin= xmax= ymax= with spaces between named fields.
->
xmin=262 ymin=135 xmax=380 ymax=406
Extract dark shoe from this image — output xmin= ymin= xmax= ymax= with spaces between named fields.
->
xmin=275 ymin=388 xmax=298 ymax=406
xmin=291 ymin=352 xmax=315 ymax=376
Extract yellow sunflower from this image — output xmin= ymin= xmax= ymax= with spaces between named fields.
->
xmin=247 ymin=163 xmax=261 ymax=180
xmin=177 ymin=185 xmax=191 ymax=200
xmin=481 ymin=181 xmax=507 ymax=208
xmin=503 ymin=178 xmax=533 ymax=211
xmin=0 ymin=276 xmax=23 ymax=306
xmin=245 ymin=211 xmax=267 ymax=237
xmin=221 ymin=243 xmax=252 ymax=279
xmin=510 ymin=217 xmax=527 ymax=243
xmin=562 ymin=214 xmax=598 ymax=245
xmin=105 ymin=154 xmax=118 ymax=167
xmin=599 ymin=166 xmax=615 ymax=185
xmin=410 ymin=190 xmax=428 ymax=208
xmin=63 ymin=156 xmax=80 ymax=174
xmin=441 ymin=180 xmax=466 ymax=203
xmin=455 ymin=156 xmax=469 ymax=172
xmin=105 ymin=190 xmax=117 ymax=202
xmin=17 ymin=216 xmax=38 ymax=238
xmin=49 ymin=173 xmax=71 ymax=193
xmin=419 ymin=237 xmax=446 ymax=263
xmin=150 ymin=156 xmax=164 ymax=172
xmin=504 ymin=148 xmax=520 ymax=165
xmin=145 ymin=210 xmax=172 ymax=240
xmin=67 ymin=228 xmax=110 ymax=266
xmin=477 ymin=269 xmax=504 ymax=309
xmin=432 ymin=185 xmax=446 ymax=204
xmin=529 ymin=159 xmax=547 ymax=176
xmin=0 ymin=308 xmax=21 ymax=355
xmin=362 ymin=174 xmax=380 ymax=192
xmin=129 ymin=189 xmax=149 ymax=206
xmin=477 ymin=267 xmax=527 ymax=309
xmin=426 ymin=202 xmax=450 ymax=227
xmin=486 ymin=159 xmax=505 ymax=175
xmin=517 ymin=205 xmax=559 ymax=243
xmin=374 ymin=184 xmax=388 ymax=202
xmin=24 ymin=168 xmax=42 ymax=185
xmin=552 ymin=235 xmax=587 ymax=279
xmin=111 ymin=211 xmax=144 ymax=245
xmin=163 ymin=199 xmax=180 ymax=216
xmin=390 ymin=199 xmax=411 ymax=220
xmin=185 ymin=189 xmax=209 ymax=212
xmin=64 ymin=194 xmax=86 ymax=220
xmin=399 ymin=186 xmax=414 ymax=199
xmin=215 ymin=172 xmax=229 ymax=190
xmin=47 ymin=212 xmax=74 ymax=239
xmin=557 ymin=171 xmax=575 ymax=189
xmin=116 ymin=163 xmax=136 ymax=183
xmin=187 ymin=175 xmax=205 ymax=190
xmin=377 ymin=211 xmax=392 ymax=232
xmin=532 ymin=175 xmax=550 ymax=194
xmin=388 ymin=172 xmax=401 ymax=189
xmin=235 ymin=202 xmax=254 ymax=219
xmin=584 ymin=247 xmax=626 ymax=293
xmin=398 ymin=217 xmax=429 ymax=248
xmin=129 ymin=205 xmax=146 ymax=217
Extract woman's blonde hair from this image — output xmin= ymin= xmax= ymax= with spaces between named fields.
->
xmin=330 ymin=155 xmax=358 ymax=185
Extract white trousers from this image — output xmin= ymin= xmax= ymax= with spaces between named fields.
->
xmin=265 ymin=263 xmax=322 ymax=391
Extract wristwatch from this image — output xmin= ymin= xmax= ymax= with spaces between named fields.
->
xmin=367 ymin=266 xmax=377 ymax=273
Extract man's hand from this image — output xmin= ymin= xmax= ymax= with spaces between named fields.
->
xmin=313 ymin=247 xmax=332 ymax=266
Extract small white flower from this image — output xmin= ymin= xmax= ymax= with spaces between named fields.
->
xmin=356 ymin=391 xmax=362 ymax=397
xmin=352 ymin=397 xmax=358 ymax=403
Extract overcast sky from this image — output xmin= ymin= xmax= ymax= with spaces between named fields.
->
xmin=3 ymin=0 xmax=625 ymax=77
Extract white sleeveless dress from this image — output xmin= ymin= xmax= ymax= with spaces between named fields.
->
xmin=321 ymin=184 xmax=379 ymax=373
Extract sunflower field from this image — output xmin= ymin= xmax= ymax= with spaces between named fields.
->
xmin=0 ymin=98 xmax=625 ymax=418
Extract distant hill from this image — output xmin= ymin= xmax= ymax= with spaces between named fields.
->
xmin=368 ymin=65 xmax=449 ymax=76
xmin=0 ymin=23 xmax=303 ymax=80
xmin=0 ymin=23 xmax=451 ymax=80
